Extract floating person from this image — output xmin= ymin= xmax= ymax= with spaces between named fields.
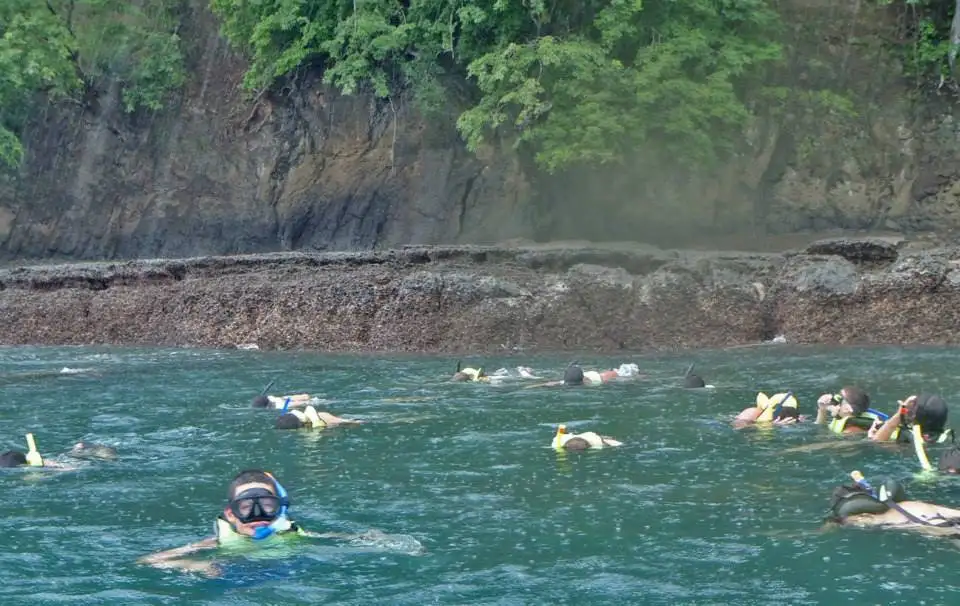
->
xmin=451 ymin=360 xmax=490 ymax=383
xmin=682 ymin=364 xmax=714 ymax=389
xmin=733 ymin=392 xmax=802 ymax=428
xmin=252 ymin=393 xmax=324 ymax=409
xmin=67 ymin=441 xmax=118 ymax=461
xmin=939 ymin=446 xmax=960 ymax=474
xmin=137 ymin=469 xmax=413 ymax=576
xmin=275 ymin=406 xmax=363 ymax=430
xmin=827 ymin=470 xmax=960 ymax=537
xmin=815 ymin=386 xmax=884 ymax=434
xmin=551 ymin=424 xmax=623 ymax=451
xmin=0 ymin=434 xmax=75 ymax=470
xmin=525 ymin=362 xmax=639 ymax=389
xmin=868 ymin=393 xmax=953 ymax=444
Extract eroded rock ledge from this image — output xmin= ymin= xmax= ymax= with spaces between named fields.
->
xmin=0 ymin=238 xmax=955 ymax=353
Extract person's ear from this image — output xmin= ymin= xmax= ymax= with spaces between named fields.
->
xmin=223 ymin=508 xmax=238 ymax=524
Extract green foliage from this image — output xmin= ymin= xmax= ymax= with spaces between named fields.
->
xmin=0 ymin=0 xmax=186 ymax=168
xmin=881 ymin=0 xmax=958 ymax=87
xmin=210 ymin=0 xmax=785 ymax=173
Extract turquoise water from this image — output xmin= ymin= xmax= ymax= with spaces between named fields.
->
xmin=2 ymin=344 xmax=960 ymax=604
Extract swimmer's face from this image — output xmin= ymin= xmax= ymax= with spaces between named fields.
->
xmin=224 ymin=481 xmax=279 ymax=536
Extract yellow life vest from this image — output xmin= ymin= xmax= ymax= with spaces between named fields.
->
xmin=214 ymin=516 xmax=306 ymax=548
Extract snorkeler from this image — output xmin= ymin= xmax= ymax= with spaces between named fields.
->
xmin=451 ymin=362 xmax=489 ymax=383
xmin=525 ymin=362 xmax=638 ymax=389
xmin=868 ymin=393 xmax=953 ymax=444
xmin=815 ymin=386 xmax=882 ymax=434
xmin=551 ymin=425 xmax=623 ymax=450
xmin=67 ymin=441 xmax=118 ymax=461
xmin=274 ymin=405 xmax=362 ymax=430
xmin=0 ymin=434 xmax=75 ymax=469
xmin=252 ymin=393 xmax=322 ymax=409
xmin=828 ymin=471 xmax=960 ymax=538
xmin=733 ymin=392 xmax=803 ymax=428
xmin=138 ymin=469 xmax=376 ymax=575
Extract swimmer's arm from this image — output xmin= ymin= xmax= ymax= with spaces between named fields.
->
xmin=815 ymin=395 xmax=832 ymax=425
xmin=40 ymin=460 xmax=77 ymax=470
xmin=137 ymin=537 xmax=219 ymax=573
xmin=523 ymin=381 xmax=563 ymax=389
xmin=316 ymin=412 xmax=363 ymax=426
xmin=869 ymin=411 xmax=902 ymax=442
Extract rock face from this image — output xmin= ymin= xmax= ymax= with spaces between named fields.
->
xmin=2 ymin=2 xmax=960 ymax=260
xmin=1 ymin=239 xmax=958 ymax=353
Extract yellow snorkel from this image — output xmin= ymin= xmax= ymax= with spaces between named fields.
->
xmin=552 ymin=425 xmax=567 ymax=449
xmin=911 ymin=424 xmax=934 ymax=472
xmin=25 ymin=433 xmax=43 ymax=467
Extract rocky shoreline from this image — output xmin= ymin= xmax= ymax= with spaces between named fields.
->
xmin=0 ymin=238 xmax=956 ymax=353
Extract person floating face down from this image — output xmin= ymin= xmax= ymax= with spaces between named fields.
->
xmin=815 ymin=386 xmax=879 ymax=434
xmin=274 ymin=406 xmax=362 ymax=430
xmin=868 ymin=393 xmax=953 ymax=444
xmin=451 ymin=364 xmax=489 ymax=383
xmin=828 ymin=473 xmax=960 ymax=538
xmin=551 ymin=424 xmax=623 ymax=451
xmin=525 ymin=363 xmax=636 ymax=389
xmin=0 ymin=434 xmax=76 ymax=470
xmin=252 ymin=393 xmax=320 ymax=410
xmin=733 ymin=392 xmax=803 ymax=428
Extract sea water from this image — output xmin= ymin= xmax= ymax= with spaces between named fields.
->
xmin=0 ymin=344 xmax=958 ymax=605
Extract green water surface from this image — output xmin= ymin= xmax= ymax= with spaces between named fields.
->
xmin=2 ymin=344 xmax=959 ymax=605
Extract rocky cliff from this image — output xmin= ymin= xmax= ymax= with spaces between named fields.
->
xmin=1 ymin=2 xmax=959 ymax=261
xmin=0 ymin=238 xmax=955 ymax=353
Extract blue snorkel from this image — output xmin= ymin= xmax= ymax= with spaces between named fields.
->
xmin=280 ymin=397 xmax=292 ymax=414
xmin=251 ymin=473 xmax=291 ymax=541
xmin=867 ymin=408 xmax=890 ymax=421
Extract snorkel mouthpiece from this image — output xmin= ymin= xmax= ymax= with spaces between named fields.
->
xmin=251 ymin=473 xmax=290 ymax=541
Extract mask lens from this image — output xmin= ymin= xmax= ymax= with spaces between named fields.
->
xmin=230 ymin=488 xmax=281 ymax=523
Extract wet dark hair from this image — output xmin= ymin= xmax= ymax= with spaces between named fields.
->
xmin=0 ymin=450 xmax=27 ymax=468
xmin=227 ymin=469 xmax=277 ymax=500
xmin=252 ymin=395 xmax=271 ymax=408
xmin=684 ymin=374 xmax=705 ymax=388
xmin=913 ymin=394 xmax=948 ymax=435
xmin=841 ymin=386 xmax=870 ymax=414
xmin=275 ymin=413 xmax=304 ymax=430
xmin=451 ymin=372 xmax=471 ymax=382
xmin=939 ymin=446 xmax=960 ymax=474
xmin=563 ymin=365 xmax=584 ymax=386
xmin=774 ymin=406 xmax=800 ymax=421
xmin=563 ymin=437 xmax=591 ymax=451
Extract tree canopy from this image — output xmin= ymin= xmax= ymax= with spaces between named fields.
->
xmin=210 ymin=0 xmax=784 ymax=172
xmin=0 ymin=0 xmax=185 ymax=168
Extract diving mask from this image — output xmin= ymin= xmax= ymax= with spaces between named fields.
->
xmin=229 ymin=487 xmax=282 ymax=524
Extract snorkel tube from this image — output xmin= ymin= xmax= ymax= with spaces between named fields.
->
xmin=25 ymin=433 xmax=43 ymax=467
xmin=251 ymin=473 xmax=291 ymax=541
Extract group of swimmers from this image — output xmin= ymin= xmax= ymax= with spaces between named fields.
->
xmin=7 ymin=359 xmax=960 ymax=576
xmin=732 ymin=383 xmax=960 ymax=536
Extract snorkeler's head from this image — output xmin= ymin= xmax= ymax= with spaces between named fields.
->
xmin=840 ymin=386 xmax=870 ymax=415
xmin=224 ymin=469 xmax=286 ymax=535
xmin=911 ymin=394 xmax=948 ymax=435
xmin=563 ymin=364 xmax=584 ymax=386
xmin=684 ymin=374 xmax=706 ymax=389
xmin=251 ymin=395 xmax=271 ymax=409
xmin=275 ymin=413 xmax=305 ymax=430
xmin=939 ymin=447 xmax=960 ymax=474
xmin=0 ymin=450 xmax=26 ymax=468
xmin=563 ymin=437 xmax=592 ymax=451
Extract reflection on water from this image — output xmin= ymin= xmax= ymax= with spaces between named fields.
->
xmin=0 ymin=344 xmax=959 ymax=604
